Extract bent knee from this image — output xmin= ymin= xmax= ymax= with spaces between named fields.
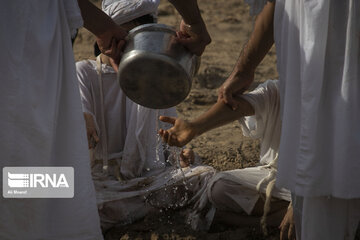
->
xmin=209 ymin=177 xmax=242 ymax=210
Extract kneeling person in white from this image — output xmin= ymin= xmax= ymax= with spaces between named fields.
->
xmin=159 ymin=80 xmax=292 ymax=233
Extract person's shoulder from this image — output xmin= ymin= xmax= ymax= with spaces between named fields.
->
xmin=76 ymin=59 xmax=96 ymax=73
xmin=256 ymin=79 xmax=279 ymax=90
xmin=76 ymin=60 xmax=98 ymax=85
xmin=251 ymin=79 xmax=279 ymax=96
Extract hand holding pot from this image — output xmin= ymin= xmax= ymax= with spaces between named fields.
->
xmin=176 ymin=20 xmax=211 ymax=56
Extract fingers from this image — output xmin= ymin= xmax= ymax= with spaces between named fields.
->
xmin=217 ymin=87 xmax=224 ymax=102
xmin=104 ymin=38 xmax=119 ymax=59
xmin=175 ymin=38 xmax=204 ymax=56
xmin=176 ymin=20 xmax=211 ymax=56
xmin=288 ymin=223 xmax=295 ymax=240
xmin=179 ymin=149 xmax=194 ymax=168
xmin=158 ymin=128 xmax=181 ymax=147
xmin=218 ymin=81 xmax=239 ymax=110
xmin=180 ymin=149 xmax=189 ymax=160
xmin=183 ymin=149 xmax=195 ymax=164
xmin=88 ymin=130 xmax=99 ymax=149
xmin=158 ymin=129 xmax=172 ymax=145
xmin=223 ymin=85 xmax=241 ymax=110
xmin=87 ymin=132 xmax=92 ymax=149
xmin=92 ymin=131 xmax=100 ymax=143
xmin=179 ymin=150 xmax=189 ymax=168
xmin=279 ymin=217 xmax=288 ymax=240
xmin=176 ymin=31 xmax=189 ymax=39
xmin=280 ymin=225 xmax=289 ymax=240
xmin=280 ymin=229 xmax=285 ymax=240
xmin=109 ymin=58 xmax=119 ymax=72
xmin=159 ymin=116 xmax=176 ymax=125
xmin=158 ymin=129 xmax=168 ymax=142
xmin=97 ymin=25 xmax=127 ymax=54
xmin=279 ymin=218 xmax=296 ymax=240
xmin=109 ymin=39 xmax=126 ymax=71
xmin=279 ymin=224 xmax=295 ymax=240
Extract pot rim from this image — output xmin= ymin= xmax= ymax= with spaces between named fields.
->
xmin=126 ymin=23 xmax=176 ymax=40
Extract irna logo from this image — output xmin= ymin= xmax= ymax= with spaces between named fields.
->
xmin=8 ymin=172 xmax=69 ymax=188
xmin=3 ymin=167 xmax=74 ymax=198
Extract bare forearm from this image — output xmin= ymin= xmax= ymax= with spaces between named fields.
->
xmin=235 ymin=1 xmax=275 ymax=74
xmin=77 ymin=0 xmax=117 ymax=36
xmin=168 ymin=0 xmax=204 ymax=25
xmin=191 ymin=97 xmax=255 ymax=136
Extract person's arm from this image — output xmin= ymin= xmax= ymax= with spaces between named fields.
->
xmin=168 ymin=0 xmax=211 ymax=56
xmin=218 ymin=1 xmax=275 ymax=109
xmin=77 ymin=0 xmax=127 ymax=71
xmin=83 ymin=113 xmax=100 ymax=149
xmin=158 ymin=95 xmax=254 ymax=147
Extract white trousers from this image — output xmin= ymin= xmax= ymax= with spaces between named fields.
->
xmin=292 ymin=195 xmax=360 ymax=240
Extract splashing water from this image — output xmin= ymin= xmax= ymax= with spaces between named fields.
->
xmin=155 ymin=109 xmax=168 ymax=167
xmin=155 ymin=109 xmax=189 ymax=207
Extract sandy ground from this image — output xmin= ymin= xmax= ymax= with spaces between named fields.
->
xmin=73 ymin=1 xmax=358 ymax=239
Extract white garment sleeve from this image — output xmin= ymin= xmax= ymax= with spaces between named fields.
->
xmin=76 ymin=61 xmax=96 ymax=116
xmin=238 ymin=80 xmax=280 ymax=139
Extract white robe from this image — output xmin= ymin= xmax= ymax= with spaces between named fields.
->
xmin=76 ymin=59 xmax=216 ymax=230
xmin=0 ymin=1 xmax=103 ymax=239
xmin=274 ymin=0 xmax=360 ymax=198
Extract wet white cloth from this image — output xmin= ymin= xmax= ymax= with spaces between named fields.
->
xmin=102 ymin=0 xmax=160 ymax=25
xmin=274 ymin=0 xmax=360 ymax=198
xmin=76 ymin=59 xmax=216 ymax=229
xmin=0 ymin=1 xmax=103 ymax=240
xmin=189 ymin=80 xmax=291 ymax=230
xmin=292 ymin=195 xmax=360 ymax=240
xmin=97 ymin=162 xmax=216 ymax=230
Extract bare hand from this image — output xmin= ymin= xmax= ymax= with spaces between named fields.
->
xmin=84 ymin=113 xmax=100 ymax=149
xmin=175 ymin=20 xmax=211 ymax=56
xmin=279 ymin=204 xmax=296 ymax=240
xmin=179 ymin=149 xmax=195 ymax=168
xmin=96 ymin=25 xmax=127 ymax=72
xmin=217 ymin=69 xmax=254 ymax=110
xmin=158 ymin=116 xmax=197 ymax=147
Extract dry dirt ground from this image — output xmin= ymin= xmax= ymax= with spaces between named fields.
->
xmin=73 ymin=1 xmax=359 ymax=239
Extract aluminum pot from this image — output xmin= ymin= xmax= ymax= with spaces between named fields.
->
xmin=118 ymin=23 xmax=199 ymax=109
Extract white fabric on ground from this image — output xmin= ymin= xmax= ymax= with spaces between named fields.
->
xmin=76 ymin=59 xmax=216 ymax=230
xmin=189 ymin=80 xmax=290 ymax=230
xmin=102 ymin=0 xmax=160 ymax=25
xmin=0 ymin=1 xmax=103 ymax=240
xmin=292 ymin=195 xmax=360 ymax=240
xmin=209 ymin=166 xmax=291 ymax=215
xmin=97 ymin=163 xmax=215 ymax=230
xmin=274 ymin=0 xmax=360 ymax=198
